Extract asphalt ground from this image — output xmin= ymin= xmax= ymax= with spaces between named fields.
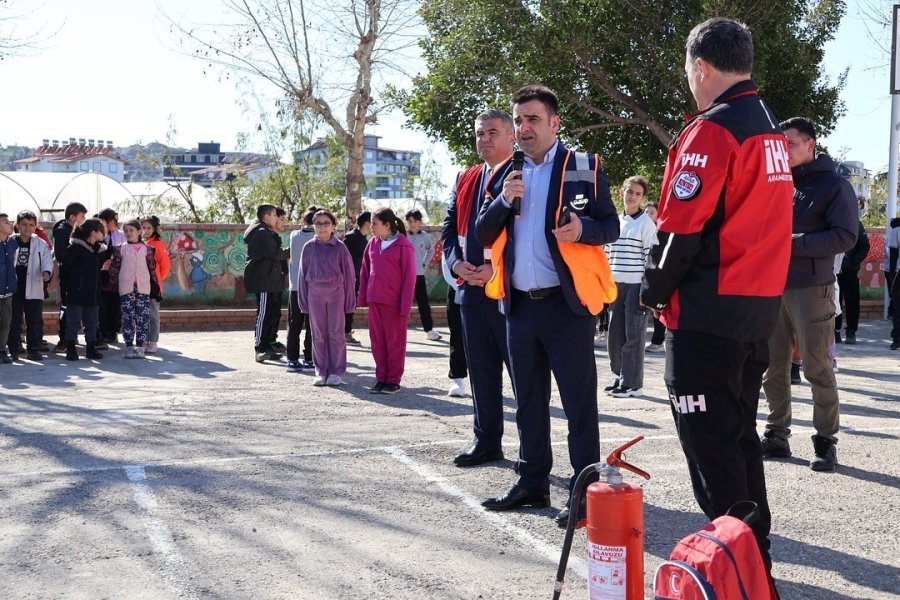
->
xmin=0 ymin=320 xmax=898 ymax=599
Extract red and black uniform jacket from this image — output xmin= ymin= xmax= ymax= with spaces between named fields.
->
xmin=641 ymin=80 xmax=793 ymax=343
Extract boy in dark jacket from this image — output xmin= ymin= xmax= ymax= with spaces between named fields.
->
xmin=51 ymin=202 xmax=88 ymax=352
xmin=244 ymin=204 xmax=290 ymax=362
xmin=0 ymin=213 xmax=17 ymax=364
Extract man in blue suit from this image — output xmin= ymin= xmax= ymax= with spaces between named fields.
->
xmin=442 ymin=109 xmax=516 ymax=467
xmin=476 ymin=85 xmax=619 ymax=527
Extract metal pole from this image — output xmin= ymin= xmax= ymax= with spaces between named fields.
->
xmin=887 ymin=96 xmax=899 ymax=319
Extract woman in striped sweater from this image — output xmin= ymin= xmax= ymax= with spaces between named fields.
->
xmin=605 ymin=176 xmax=658 ymax=398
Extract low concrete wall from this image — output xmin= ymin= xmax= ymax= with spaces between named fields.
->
xmin=41 ymin=306 xmax=449 ymax=335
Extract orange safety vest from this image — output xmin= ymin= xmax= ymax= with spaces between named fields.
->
xmin=485 ymin=150 xmax=617 ymax=315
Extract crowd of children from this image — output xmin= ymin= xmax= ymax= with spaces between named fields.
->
xmin=0 ymin=202 xmax=171 ymax=364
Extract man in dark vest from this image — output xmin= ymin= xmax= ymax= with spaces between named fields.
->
xmin=476 ymin=85 xmax=619 ymax=527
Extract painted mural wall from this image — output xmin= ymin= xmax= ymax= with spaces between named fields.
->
xmin=155 ymin=224 xmax=447 ymax=304
xmin=40 ymin=223 xmax=891 ymax=306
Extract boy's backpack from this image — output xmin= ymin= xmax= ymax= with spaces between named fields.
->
xmin=654 ymin=502 xmax=778 ymax=600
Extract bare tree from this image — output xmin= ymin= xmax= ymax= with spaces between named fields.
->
xmin=163 ymin=0 xmax=421 ymax=221
xmin=0 ymin=1 xmax=63 ymax=60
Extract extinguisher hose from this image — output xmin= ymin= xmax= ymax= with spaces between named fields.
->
xmin=551 ymin=462 xmax=599 ymax=600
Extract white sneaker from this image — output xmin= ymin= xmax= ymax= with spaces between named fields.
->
xmin=611 ymin=386 xmax=643 ymax=398
xmin=645 ymin=343 xmax=664 ymax=353
xmin=124 ymin=346 xmax=135 ymax=359
xmin=593 ymin=333 xmax=607 ymax=348
xmin=325 ymin=375 xmax=343 ymax=386
xmin=135 ymin=346 xmax=146 ymax=359
xmin=426 ymin=330 xmax=442 ymax=341
xmin=447 ymin=378 xmax=466 ymax=397
xmin=146 ymin=342 xmax=158 ymax=353
xmin=313 ymin=375 xmax=327 ymax=386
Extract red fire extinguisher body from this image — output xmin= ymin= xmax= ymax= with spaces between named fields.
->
xmin=585 ymin=481 xmax=644 ymax=600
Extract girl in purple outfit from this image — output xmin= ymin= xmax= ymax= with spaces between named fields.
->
xmin=298 ymin=210 xmax=357 ymax=386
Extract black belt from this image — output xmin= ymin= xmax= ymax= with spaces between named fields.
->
xmin=512 ymin=286 xmax=561 ymax=300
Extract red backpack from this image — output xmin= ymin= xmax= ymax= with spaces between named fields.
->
xmin=654 ymin=503 xmax=778 ymax=600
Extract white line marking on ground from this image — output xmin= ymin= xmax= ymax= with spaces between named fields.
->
xmin=386 ymin=447 xmax=589 ymax=583
xmin=2 ymin=428 xmax=897 ymax=480
xmin=124 ymin=465 xmax=199 ymax=600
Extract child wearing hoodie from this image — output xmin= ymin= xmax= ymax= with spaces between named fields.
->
xmin=60 ymin=218 xmax=106 ymax=361
xmin=244 ymin=204 xmax=290 ymax=363
xmin=357 ymin=207 xmax=417 ymax=394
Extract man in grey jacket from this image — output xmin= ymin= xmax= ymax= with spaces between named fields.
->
xmin=761 ymin=117 xmax=859 ymax=472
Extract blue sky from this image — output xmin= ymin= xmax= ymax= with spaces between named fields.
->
xmin=0 ymin=0 xmax=893 ymax=183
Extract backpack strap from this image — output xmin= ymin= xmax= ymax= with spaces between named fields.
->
xmin=696 ymin=532 xmax=751 ymax=600
xmin=726 ymin=501 xmax=760 ymax=526
xmin=654 ymin=560 xmax=718 ymax=600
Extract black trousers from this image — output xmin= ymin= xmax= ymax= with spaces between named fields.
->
xmin=447 ymin=287 xmax=467 ymax=379
xmin=664 ymin=328 xmax=772 ymax=567
xmin=650 ymin=316 xmax=665 ymax=345
xmin=287 ymin=290 xmax=312 ymax=362
xmin=891 ymin=275 xmax=900 ymax=340
xmin=345 ymin=279 xmax=360 ymax=334
xmin=254 ymin=291 xmax=283 ymax=352
xmin=98 ymin=290 xmax=122 ymax=339
xmin=8 ymin=290 xmax=42 ymax=352
xmin=834 ymin=270 xmax=860 ymax=333
xmin=507 ymin=289 xmax=599 ymax=494
xmin=461 ymin=297 xmax=510 ymax=450
xmin=413 ymin=275 xmax=433 ymax=331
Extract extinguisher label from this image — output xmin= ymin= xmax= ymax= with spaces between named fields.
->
xmin=586 ymin=541 xmax=627 ymax=599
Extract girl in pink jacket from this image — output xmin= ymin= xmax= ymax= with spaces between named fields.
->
xmin=106 ymin=219 xmax=159 ymax=359
xmin=357 ymin=207 xmax=416 ymax=394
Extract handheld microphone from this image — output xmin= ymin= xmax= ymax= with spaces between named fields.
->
xmin=511 ymin=150 xmax=525 ymax=215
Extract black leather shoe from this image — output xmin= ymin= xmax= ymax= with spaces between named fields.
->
xmin=554 ymin=502 xmax=587 ymax=528
xmin=454 ymin=444 xmax=504 ymax=467
xmin=481 ymin=485 xmax=550 ymax=511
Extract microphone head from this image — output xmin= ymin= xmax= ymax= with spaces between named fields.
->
xmin=512 ymin=150 xmax=525 ymax=170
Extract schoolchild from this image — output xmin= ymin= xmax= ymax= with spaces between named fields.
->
xmin=52 ymin=202 xmax=88 ymax=351
xmin=60 ymin=218 xmax=106 ymax=361
xmin=8 ymin=211 xmax=53 ymax=361
xmin=357 ymin=207 xmax=417 ymax=394
xmin=286 ymin=206 xmax=317 ymax=371
xmin=140 ymin=215 xmax=171 ymax=353
xmin=298 ymin=210 xmax=357 ymax=386
xmin=405 ymin=210 xmax=442 ymax=341
xmin=0 ymin=213 xmax=16 ymax=364
xmin=107 ymin=220 xmax=159 ymax=359
xmin=97 ymin=208 xmax=125 ymax=345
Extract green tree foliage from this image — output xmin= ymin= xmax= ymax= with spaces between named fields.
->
xmin=399 ymin=0 xmax=846 ymax=184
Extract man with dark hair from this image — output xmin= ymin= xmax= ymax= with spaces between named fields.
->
xmin=442 ymin=108 xmax=516 ymax=466
xmin=343 ymin=211 xmax=371 ymax=345
xmin=761 ymin=116 xmax=858 ymax=472
xmin=244 ymin=204 xmax=290 ymax=362
xmin=641 ymin=17 xmax=793 ymax=575
xmin=52 ymin=202 xmax=88 ymax=352
xmin=476 ymin=85 xmax=619 ymax=527
xmin=9 ymin=211 xmax=53 ymax=361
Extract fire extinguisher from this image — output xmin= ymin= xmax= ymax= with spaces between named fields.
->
xmin=552 ymin=436 xmax=650 ymax=600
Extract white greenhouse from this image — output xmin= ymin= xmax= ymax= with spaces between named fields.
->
xmin=0 ymin=171 xmax=135 ymax=221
